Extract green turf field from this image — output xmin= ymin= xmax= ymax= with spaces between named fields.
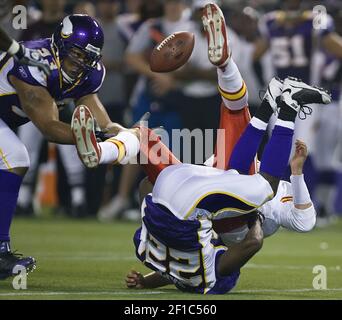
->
xmin=0 ymin=216 xmax=341 ymax=300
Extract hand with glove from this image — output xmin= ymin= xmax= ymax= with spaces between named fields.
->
xmin=0 ymin=28 xmax=51 ymax=77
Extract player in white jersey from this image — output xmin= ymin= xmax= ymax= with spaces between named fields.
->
xmin=216 ymin=139 xmax=316 ymax=246
xmin=73 ymin=3 xmax=330 ymax=294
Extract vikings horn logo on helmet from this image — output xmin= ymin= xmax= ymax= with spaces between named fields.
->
xmin=61 ymin=16 xmax=73 ymax=38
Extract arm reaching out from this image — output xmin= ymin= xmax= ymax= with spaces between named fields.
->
xmin=290 ymin=140 xmax=312 ymax=210
xmin=126 ymin=270 xmax=172 ymax=289
xmin=217 ymin=216 xmax=264 ymax=276
xmin=260 ymin=140 xmax=316 ymax=234
xmin=10 ymin=76 xmax=74 ymax=144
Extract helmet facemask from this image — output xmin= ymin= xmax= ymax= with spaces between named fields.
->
xmin=51 ymin=14 xmax=104 ymax=85
xmin=58 ymin=43 xmax=101 ymax=84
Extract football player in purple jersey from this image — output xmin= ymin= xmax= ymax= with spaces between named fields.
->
xmin=253 ymin=0 xmax=342 ymax=222
xmin=254 ymin=0 xmax=342 ymax=83
xmin=0 ymin=15 xmax=137 ymax=279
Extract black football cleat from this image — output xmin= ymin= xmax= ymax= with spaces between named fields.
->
xmin=0 ymin=251 xmax=36 ymax=280
xmin=282 ymin=77 xmax=331 ymax=107
xmin=280 ymin=77 xmax=332 ymax=119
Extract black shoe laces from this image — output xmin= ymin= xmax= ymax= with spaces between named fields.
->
xmin=259 ymin=89 xmax=266 ymax=101
xmin=298 ymin=105 xmax=313 ymax=120
xmin=259 ymin=89 xmax=314 ymax=120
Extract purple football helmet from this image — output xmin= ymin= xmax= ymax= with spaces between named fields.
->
xmin=52 ymin=14 xmax=104 ymax=84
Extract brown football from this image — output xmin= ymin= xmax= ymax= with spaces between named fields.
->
xmin=150 ymin=31 xmax=195 ymax=73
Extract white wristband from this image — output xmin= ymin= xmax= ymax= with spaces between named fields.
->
xmin=7 ymin=40 xmax=20 ymax=56
xmin=290 ymin=174 xmax=311 ymax=205
xmin=113 ymin=131 xmax=140 ymax=164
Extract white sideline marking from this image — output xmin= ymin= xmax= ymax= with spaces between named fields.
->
xmin=245 ymin=263 xmax=341 ymax=271
xmin=36 ymin=255 xmax=342 ymax=271
xmin=46 ymin=256 xmax=137 ymax=261
xmin=0 ymin=288 xmax=341 ymax=297
xmin=261 ymin=250 xmax=342 ymax=257
xmin=0 ymin=291 xmax=166 ymax=297
xmin=233 ymin=288 xmax=342 ymax=294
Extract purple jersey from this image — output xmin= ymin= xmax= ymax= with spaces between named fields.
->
xmin=0 ymin=38 xmax=105 ymax=129
xmin=260 ymin=11 xmax=334 ymax=83
xmin=133 ymin=195 xmax=240 ymax=295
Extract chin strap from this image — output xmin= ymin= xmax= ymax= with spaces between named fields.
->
xmin=51 ymin=40 xmax=78 ymax=86
xmin=61 ymin=68 xmax=75 ymax=84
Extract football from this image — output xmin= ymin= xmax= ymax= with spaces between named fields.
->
xmin=150 ymin=31 xmax=195 ymax=73
xmin=212 ymin=211 xmax=254 ymax=246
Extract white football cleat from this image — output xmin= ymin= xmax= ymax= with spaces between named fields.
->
xmin=263 ymin=77 xmax=284 ymax=113
xmin=281 ymin=77 xmax=332 ymax=114
xmin=71 ymin=105 xmax=101 ymax=168
xmin=202 ymin=2 xmax=230 ymax=68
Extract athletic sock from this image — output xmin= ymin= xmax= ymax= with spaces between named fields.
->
xmin=260 ymin=102 xmax=297 ymax=179
xmin=255 ymin=99 xmax=274 ymax=124
xmin=217 ymin=58 xmax=248 ymax=111
xmin=99 ymin=141 xmax=120 ymax=164
xmin=228 ymin=98 xmax=275 ymax=174
xmin=218 ymin=58 xmax=244 ymax=93
xmin=99 ymin=131 xmax=140 ymax=165
xmin=0 ymin=170 xmax=23 ymax=242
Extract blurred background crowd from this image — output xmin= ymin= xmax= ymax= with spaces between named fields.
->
xmin=2 ymin=0 xmax=342 ymax=225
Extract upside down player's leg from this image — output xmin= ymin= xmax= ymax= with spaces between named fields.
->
xmin=202 ymin=2 xmax=254 ymax=172
xmin=72 ymin=106 xmax=181 ymax=184
xmin=229 ymin=77 xmax=331 ymax=193
xmin=133 ymin=2 xmax=252 ymax=180
xmin=72 ymin=105 xmax=140 ymax=167
xmin=165 ymin=78 xmax=329 ymax=240
xmin=228 ymin=78 xmax=282 ymax=175
xmin=214 ymin=65 xmax=253 ymax=171
xmin=137 ymin=126 xmax=181 ymax=184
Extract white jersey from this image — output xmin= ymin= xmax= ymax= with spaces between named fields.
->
xmin=136 ymin=165 xmax=315 ymax=293
xmin=152 ymin=164 xmax=274 ymax=221
xmin=261 ymin=180 xmax=316 ymax=236
xmin=152 ymin=163 xmax=316 ymax=245
xmin=219 ymin=180 xmax=317 ymax=245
